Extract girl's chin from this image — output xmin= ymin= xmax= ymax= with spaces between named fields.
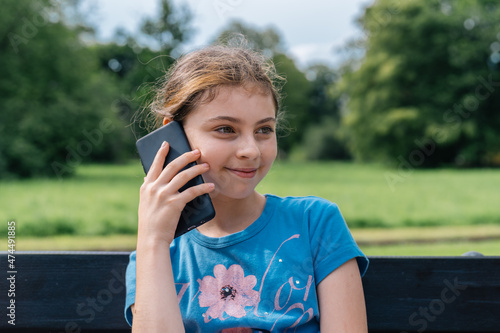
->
xmin=209 ymin=187 xmax=257 ymax=202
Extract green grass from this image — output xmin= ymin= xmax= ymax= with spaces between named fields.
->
xmin=360 ymin=239 xmax=500 ymax=256
xmin=353 ymin=225 xmax=500 ymax=256
xmin=0 ymin=162 xmax=144 ymax=237
xmin=14 ymin=226 xmax=500 ymax=255
xmin=17 ymin=235 xmax=138 ymax=251
xmin=1 ymin=160 xmax=499 ymax=255
xmin=257 ymin=161 xmax=500 ymax=228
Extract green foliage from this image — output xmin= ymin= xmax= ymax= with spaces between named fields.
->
xmin=215 ymin=21 xmax=285 ymax=57
xmin=296 ymin=65 xmax=350 ymax=160
xmin=272 ymin=53 xmax=312 ymax=153
xmin=0 ymin=0 xmax=193 ymax=179
xmin=92 ymin=0 xmax=193 ymax=136
xmin=0 ymin=0 xmax=131 ymax=178
xmin=341 ymin=0 xmax=500 ymax=167
xmin=140 ymin=0 xmax=193 ymax=54
xmin=299 ymin=117 xmax=350 ymax=160
xmin=306 ymin=64 xmax=340 ymax=122
xmin=92 ymin=43 xmax=176 ymax=138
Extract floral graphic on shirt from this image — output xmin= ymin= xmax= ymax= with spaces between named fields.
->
xmin=198 ymin=264 xmax=259 ymax=322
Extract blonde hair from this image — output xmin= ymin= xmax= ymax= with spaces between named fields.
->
xmin=148 ymin=43 xmax=284 ymax=128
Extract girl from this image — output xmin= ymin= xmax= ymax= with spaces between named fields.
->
xmin=125 ymin=43 xmax=369 ymax=332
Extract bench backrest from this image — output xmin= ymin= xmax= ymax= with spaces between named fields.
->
xmin=1 ymin=252 xmax=499 ymax=332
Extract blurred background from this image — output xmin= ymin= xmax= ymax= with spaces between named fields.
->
xmin=1 ymin=0 xmax=499 ymax=255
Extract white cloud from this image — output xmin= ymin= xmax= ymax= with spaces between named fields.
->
xmin=290 ymin=42 xmax=336 ymax=68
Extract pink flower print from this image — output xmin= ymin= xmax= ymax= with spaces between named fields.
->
xmin=198 ymin=264 xmax=259 ymax=322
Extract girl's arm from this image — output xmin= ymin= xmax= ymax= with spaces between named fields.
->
xmin=131 ymin=142 xmax=214 ymax=332
xmin=317 ymin=258 xmax=368 ymax=332
xmin=132 ymin=239 xmax=183 ymax=332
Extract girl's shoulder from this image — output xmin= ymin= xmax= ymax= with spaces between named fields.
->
xmin=265 ymin=194 xmax=340 ymax=213
xmin=265 ymin=194 xmax=344 ymax=228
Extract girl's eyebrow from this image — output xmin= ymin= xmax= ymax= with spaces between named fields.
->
xmin=206 ymin=116 xmax=276 ymax=125
xmin=256 ymin=117 xmax=277 ymax=125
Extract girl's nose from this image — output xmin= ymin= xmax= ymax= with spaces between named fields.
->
xmin=236 ymin=135 xmax=261 ymax=160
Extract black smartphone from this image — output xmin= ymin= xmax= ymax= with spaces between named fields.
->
xmin=136 ymin=121 xmax=215 ymax=238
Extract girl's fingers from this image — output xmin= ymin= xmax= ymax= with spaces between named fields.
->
xmin=176 ymin=182 xmax=215 ymax=206
xmin=146 ymin=141 xmax=169 ymax=181
xmin=138 ymin=146 xmax=213 ymax=243
xmin=143 ymin=146 xmax=210 ymax=208
xmin=157 ymin=149 xmax=201 ymax=184
xmin=167 ymin=162 xmax=210 ymax=192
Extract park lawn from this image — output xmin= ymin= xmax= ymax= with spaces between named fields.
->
xmin=360 ymin=239 xmax=500 ymax=256
xmin=1 ymin=160 xmax=499 ymax=256
xmin=353 ymin=225 xmax=500 ymax=256
xmin=257 ymin=161 xmax=500 ymax=228
xmin=1 ymin=162 xmax=144 ymax=236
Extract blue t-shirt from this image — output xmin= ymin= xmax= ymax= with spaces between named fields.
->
xmin=125 ymin=194 xmax=368 ymax=332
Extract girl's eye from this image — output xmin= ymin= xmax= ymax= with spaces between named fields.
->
xmin=215 ymin=126 xmax=235 ymax=134
xmin=257 ymin=126 xmax=275 ymax=134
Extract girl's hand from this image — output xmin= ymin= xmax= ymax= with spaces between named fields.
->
xmin=138 ymin=141 xmax=214 ymax=245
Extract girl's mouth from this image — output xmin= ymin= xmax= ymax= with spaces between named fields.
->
xmin=225 ymin=167 xmax=258 ymax=179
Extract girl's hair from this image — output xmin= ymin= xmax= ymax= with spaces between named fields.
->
xmin=147 ymin=42 xmax=285 ymax=129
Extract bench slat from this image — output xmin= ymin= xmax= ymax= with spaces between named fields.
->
xmin=364 ymin=256 xmax=500 ymax=332
xmin=1 ymin=252 xmax=499 ymax=332
xmin=2 ymin=252 xmax=130 ymax=332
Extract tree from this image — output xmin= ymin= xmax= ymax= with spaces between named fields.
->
xmin=273 ymin=53 xmax=312 ymax=154
xmin=306 ymin=64 xmax=340 ymax=122
xmin=340 ymin=0 xmax=500 ymax=167
xmin=0 ymin=0 xmax=127 ymax=178
xmin=140 ymin=0 xmax=193 ymax=56
xmin=215 ymin=21 xmax=285 ymax=58
xmin=297 ymin=64 xmax=350 ymax=160
xmin=92 ymin=41 xmax=175 ymax=138
xmin=94 ymin=0 xmax=194 ymax=136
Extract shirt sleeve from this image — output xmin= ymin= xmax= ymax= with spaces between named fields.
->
xmin=124 ymin=250 xmax=137 ymax=327
xmin=307 ymin=197 xmax=369 ymax=284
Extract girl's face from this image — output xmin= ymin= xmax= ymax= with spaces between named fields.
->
xmin=183 ymin=85 xmax=277 ymax=201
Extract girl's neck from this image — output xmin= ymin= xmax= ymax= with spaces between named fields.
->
xmin=196 ymin=191 xmax=266 ymax=238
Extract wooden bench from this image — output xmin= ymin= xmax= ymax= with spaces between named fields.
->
xmin=1 ymin=252 xmax=499 ymax=332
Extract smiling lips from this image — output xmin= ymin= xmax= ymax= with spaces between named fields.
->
xmin=226 ymin=167 xmax=258 ymax=178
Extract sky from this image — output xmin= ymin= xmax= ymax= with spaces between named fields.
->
xmin=81 ymin=0 xmax=373 ymax=69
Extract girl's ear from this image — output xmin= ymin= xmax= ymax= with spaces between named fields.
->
xmin=163 ymin=117 xmax=172 ymax=125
